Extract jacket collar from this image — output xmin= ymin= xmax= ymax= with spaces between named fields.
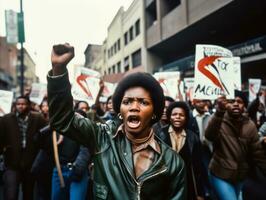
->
xmin=114 ymin=124 xmax=161 ymax=154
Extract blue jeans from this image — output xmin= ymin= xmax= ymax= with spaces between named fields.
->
xmin=51 ymin=166 xmax=88 ymax=200
xmin=210 ymin=173 xmax=243 ymax=200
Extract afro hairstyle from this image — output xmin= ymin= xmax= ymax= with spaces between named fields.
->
xmin=166 ymin=101 xmax=190 ymax=128
xmin=112 ymin=72 xmax=164 ymax=124
xmin=16 ymin=95 xmax=31 ymax=105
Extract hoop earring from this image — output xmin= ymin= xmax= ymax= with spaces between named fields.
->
xmin=118 ymin=113 xmax=123 ymax=120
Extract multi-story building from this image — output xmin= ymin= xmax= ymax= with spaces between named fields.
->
xmin=102 ymin=0 xmax=146 ymax=82
xmin=0 ymin=36 xmax=38 ymax=93
xmin=17 ymin=48 xmax=38 ymax=93
xmin=84 ymin=44 xmax=102 ymax=72
xmin=0 ymin=37 xmax=18 ymax=90
xmin=85 ymin=0 xmax=266 ymax=86
xmin=145 ymin=0 xmax=266 ymax=85
xmin=84 ymin=0 xmax=146 ymax=82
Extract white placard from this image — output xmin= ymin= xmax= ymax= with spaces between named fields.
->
xmin=0 ymin=90 xmax=14 ymax=116
xmin=29 ymin=83 xmax=47 ymax=105
xmin=193 ymin=45 xmax=241 ymax=100
xmin=249 ymin=79 xmax=261 ymax=102
xmin=184 ymin=78 xmax=194 ymax=101
xmin=153 ymin=71 xmax=180 ymax=99
xmin=71 ymin=67 xmax=101 ymax=105
xmin=72 ymin=68 xmax=115 ymax=105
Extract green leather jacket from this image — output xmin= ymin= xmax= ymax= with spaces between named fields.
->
xmin=47 ymin=72 xmax=186 ymax=200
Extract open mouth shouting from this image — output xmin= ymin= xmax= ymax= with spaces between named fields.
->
xmin=126 ymin=115 xmax=141 ymax=129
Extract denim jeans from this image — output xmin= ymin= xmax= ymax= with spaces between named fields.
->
xmin=210 ymin=173 xmax=243 ymax=200
xmin=51 ymin=166 xmax=88 ymax=200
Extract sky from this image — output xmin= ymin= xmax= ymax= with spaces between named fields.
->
xmin=0 ymin=0 xmax=133 ymax=83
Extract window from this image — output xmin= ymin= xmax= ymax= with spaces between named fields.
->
xmin=124 ymin=56 xmax=129 ymax=71
xmin=135 ymin=19 xmax=140 ymax=36
xmin=124 ymin=32 xmax=128 ymax=45
xmin=146 ymin=1 xmax=157 ymax=28
xmin=108 ymin=67 xmax=111 ymax=74
xmin=117 ymin=39 xmax=120 ymax=51
xmin=117 ymin=62 xmax=121 ymax=73
xmin=132 ymin=49 xmax=141 ymax=68
xmin=114 ymin=43 xmax=117 ymax=54
xmin=129 ymin=26 xmax=134 ymax=41
xmin=161 ymin=0 xmax=181 ymax=17
xmin=112 ymin=65 xmax=116 ymax=73
xmin=111 ymin=47 xmax=113 ymax=57
xmin=125 ymin=65 xmax=129 ymax=72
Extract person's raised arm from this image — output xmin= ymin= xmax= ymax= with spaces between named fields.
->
xmin=48 ymin=44 xmax=100 ymax=149
xmin=51 ymin=43 xmax=75 ymax=76
xmin=205 ymin=96 xmax=227 ymax=142
xmin=94 ymin=79 xmax=105 ymax=109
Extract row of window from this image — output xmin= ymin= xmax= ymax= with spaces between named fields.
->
xmin=106 ymin=49 xmax=141 ymax=74
xmin=107 ymin=61 xmax=121 ymax=74
xmin=107 ymin=39 xmax=120 ymax=58
xmin=124 ymin=19 xmax=140 ymax=46
xmin=107 ymin=19 xmax=141 ymax=59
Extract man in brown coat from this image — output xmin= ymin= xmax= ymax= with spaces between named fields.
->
xmin=205 ymin=91 xmax=266 ymax=200
xmin=0 ymin=96 xmax=47 ymax=200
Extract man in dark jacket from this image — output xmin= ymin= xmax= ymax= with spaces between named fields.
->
xmin=205 ymin=92 xmax=266 ymax=200
xmin=0 ymin=96 xmax=47 ymax=200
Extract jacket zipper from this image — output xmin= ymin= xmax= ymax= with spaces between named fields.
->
xmin=137 ymin=167 xmax=167 ymax=200
xmin=118 ymin=139 xmax=167 ymax=200
xmin=122 ymin=159 xmax=167 ymax=200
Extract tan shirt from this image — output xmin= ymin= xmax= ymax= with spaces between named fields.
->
xmin=169 ymin=126 xmax=186 ymax=153
xmin=115 ymin=125 xmax=161 ymax=178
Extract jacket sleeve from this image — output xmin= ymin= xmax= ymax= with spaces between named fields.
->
xmin=47 ymin=71 xmax=101 ymax=151
xmin=205 ymin=111 xmax=225 ymax=142
xmin=71 ymin=145 xmax=91 ymax=181
xmin=169 ymin=155 xmax=187 ymax=200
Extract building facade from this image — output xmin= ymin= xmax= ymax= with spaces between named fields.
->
xmin=21 ymin=48 xmax=38 ymax=88
xmin=105 ymin=0 xmax=146 ymax=77
xmin=144 ymin=0 xmax=266 ymax=86
xmin=87 ymin=0 xmax=147 ymax=83
xmin=0 ymin=37 xmax=18 ymax=90
xmin=84 ymin=44 xmax=102 ymax=72
xmin=84 ymin=0 xmax=266 ymax=86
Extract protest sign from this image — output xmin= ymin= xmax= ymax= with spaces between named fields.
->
xmin=72 ymin=66 xmax=115 ymax=105
xmin=184 ymin=77 xmax=194 ymax=101
xmin=193 ymin=45 xmax=241 ymax=100
xmin=0 ymin=90 xmax=13 ymax=116
xmin=153 ymin=71 xmax=181 ymax=99
xmin=29 ymin=83 xmax=47 ymax=105
xmin=248 ymin=79 xmax=261 ymax=102
xmin=71 ymin=67 xmax=101 ymax=105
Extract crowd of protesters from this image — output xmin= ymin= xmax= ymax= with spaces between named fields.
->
xmin=0 ymin=43 xmax=266 ymax=200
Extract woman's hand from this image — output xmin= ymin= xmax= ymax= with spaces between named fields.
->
xmin=51 ymin=43 xmax=75 ymax=76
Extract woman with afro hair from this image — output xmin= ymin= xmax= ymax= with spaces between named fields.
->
xmin=156 ymin=101 xmax=206 ymax=200
xmin=47 ymin=44 xmax=186 ymax=200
